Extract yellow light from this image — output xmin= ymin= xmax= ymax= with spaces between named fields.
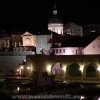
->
xmin=17 ymin=86 xmax=20 ymax=91
xmin=97 ymin=67 xmax=100 ymax=72
xmin=20 ymin=66 xmax=24 ymax=69
xmin=62 ymin=65 xmax=66 ymax=72
xmin=27 ymin=66 xmax=30 ymax=70
xmin=46 ymin=64 xmax=51 ymax=73
xmin=79 ymin=67 xmax=83 ymax=71
xmin=30 ymin=64 xmax=33 ymax=72
xmin=79 ymin=64 xmax=84 ymax=73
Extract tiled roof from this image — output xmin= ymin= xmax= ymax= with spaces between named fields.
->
xmin=48 ymin=15 xmax=63 ymax=24
xmin=48 ymin=32 xmax=100 ymax=47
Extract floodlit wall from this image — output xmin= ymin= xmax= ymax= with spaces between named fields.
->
xmin=36 ymin=35 xmax=51 ymax=54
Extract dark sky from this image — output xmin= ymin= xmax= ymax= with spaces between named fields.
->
xmin=0 ymin=0 xmax=100 ymax=32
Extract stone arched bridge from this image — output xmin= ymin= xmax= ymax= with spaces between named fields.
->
xmin=26 ymin=55 xmax=100 ymax=83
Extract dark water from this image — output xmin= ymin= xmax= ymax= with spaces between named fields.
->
xmin=0 ymin=80 xmax=100 ymax=99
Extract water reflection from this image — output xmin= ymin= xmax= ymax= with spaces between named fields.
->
xmin=0 ymin=78 xmax=100 ymax=99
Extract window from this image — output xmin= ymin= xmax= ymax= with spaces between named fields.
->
xmin=59 ymin=49 xmax=62 ymax=53
xmin=56 ymin=49 xmax=58 ymax=53
xmin=63 ymin=49 xmax=65 ymax=53
xmin=26 ymin=38 xmax=30 ymax=45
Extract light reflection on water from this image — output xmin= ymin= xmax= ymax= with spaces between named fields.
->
xmin=1 ymin=80 xmax=100 ymax=99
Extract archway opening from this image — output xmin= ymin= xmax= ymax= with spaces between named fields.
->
xmin=69 ymin=63 xmax=81 ymax=77
xmin=51 ymin=63 xmax=63 ymax=76
xmin=86 ymin=64 xmax=97 ymax=77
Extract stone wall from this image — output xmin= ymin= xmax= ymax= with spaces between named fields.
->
xmin=26 ymin=55 xmax=100 ymax=76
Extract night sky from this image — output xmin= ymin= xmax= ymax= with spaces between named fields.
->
xmin=0 ymin=0 xmax=100 ymax=32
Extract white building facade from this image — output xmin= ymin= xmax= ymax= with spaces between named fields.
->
xmin=21 ymin=32 xmax=36 ymax=47
xmin=50 ymin=47 xmax=83 ymax=55
xmin=36 ymin=35 xmax=51 ymax=54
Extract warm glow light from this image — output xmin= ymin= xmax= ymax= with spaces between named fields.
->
xmin=62 ymin=65 xmax=66 ymax=73
xmin=27 ymin=63 xmax=33 ymax=77
xmin=17 ymin=86 xmax=20 ymax=91
xmin=63 ymin=80 xmax=67 ymax=83
xmin=16 ymin=68 xmax=19 ymax=72
xmin=24 ymin=59 xmax=26 ymax=62
xmin=20 ymin=66 xmax=24 ymax=69
xmin=97 ymin=67 xmax=100 ymax=72
xmin=80 ymin=96 xmax=85 ymax=99
xmin=27 ymin=66 xmax=30 ymax=70
xmin=30 ymin=64 xmax=33 ymax=72
xmin=46 ymin=64 xmax=51 ymax=73
xmin=79 ymin=65 xmax=84 ymax=73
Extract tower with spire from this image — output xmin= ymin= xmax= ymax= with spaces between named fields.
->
xmin=48 ymin=2 xmax=63 ymax=35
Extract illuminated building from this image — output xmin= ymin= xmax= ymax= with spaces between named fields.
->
xmin=0 ymin=2 xmax=100 ymax=78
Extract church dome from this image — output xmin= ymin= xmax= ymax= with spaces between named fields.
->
xmin=48 ymin=4 xmax=63 ymax=24
xmin=48 ymin=15 xmax=63 ymax=24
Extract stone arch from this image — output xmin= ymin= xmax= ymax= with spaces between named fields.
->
xmin=85 ymin=63 xmax=98 ymax=77
xmin=68 ymin=63 xmax=82 ymax=77
xmin=51 ymin=62 xmax=63 ymax=76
